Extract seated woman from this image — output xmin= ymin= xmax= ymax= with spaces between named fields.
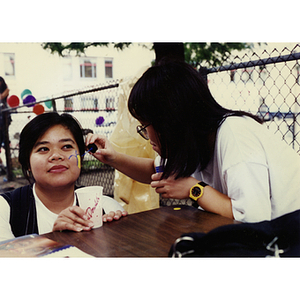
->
xmin=0 ymin=112 xmax=127 ymax=242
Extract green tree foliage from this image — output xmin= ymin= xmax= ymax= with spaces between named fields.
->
xmin=184 ymin=42 xmax=250 ymax=67
xmin=42 ymin=42 xmax=249 ymax=67
xmin=42 ymin=42 xmax=131 ymax=56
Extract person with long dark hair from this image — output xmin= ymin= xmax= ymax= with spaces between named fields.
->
xmin=86 ymin=61 xmax=300 ymax=223
xmin=0 ymin=112 xmax=127 ymax=242
xmin=0 ymin=77 xmax=9 ymax=105
xmin=0 ymin=77 xmax=10 ymax=174
xmin=0 ymin=76 xmax=10 ymax=144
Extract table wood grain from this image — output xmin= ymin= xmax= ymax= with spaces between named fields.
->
xmin=44 ymin=205 xmax=240 ymax=257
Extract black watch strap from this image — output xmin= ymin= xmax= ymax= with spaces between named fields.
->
xmin=199 ymin=181 xmax=208 ymax=188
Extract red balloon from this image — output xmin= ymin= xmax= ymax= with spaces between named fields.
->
xmin=33 ymin=104 xmax=45 ymax=115
xmin=7 ymin=95 xmax=20 ymax=108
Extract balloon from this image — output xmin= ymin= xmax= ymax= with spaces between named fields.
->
xmin=7 ymin=95 xmax=20 ymax=108
xmin=23 ymin=95 xmax=36 ymax=107
xmin=33 ymin=104 xmax=45 ymax=115
xmin=45 ymin=100 xmax=52 ymax=109
xmin=21 ymin=89 xmax=32 ymax=100
xmin=95 ymin=116 xmax=104 ymax=126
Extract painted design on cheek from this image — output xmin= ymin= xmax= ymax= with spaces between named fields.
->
xmin=68 ymin=145 xmax=96 ymax=168
xmin=68 ymin=150 xmax=81 ymax=169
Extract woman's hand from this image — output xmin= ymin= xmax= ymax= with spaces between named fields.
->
xmin=103 ymin=210 xmax=128 ymax=222
xmin=53 ymin=206 xmax=94 ymax=232
xmin=85 ymin=133 xmax=117 ymax=165
xmin=151 ymin=173 xmax=233 ymax=219
xmin=151 ymin=173 xmax=198 ymax=199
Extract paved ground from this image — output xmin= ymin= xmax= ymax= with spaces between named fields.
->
xmin=0 ymin=175 xmax=27 ymax=193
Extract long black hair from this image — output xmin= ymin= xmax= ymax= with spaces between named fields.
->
xmin=19 ymin=112 xmax=85 ymax=183
xmin=0 ymin=77 xmax=7 ymax=94
xmin=128 ymin=61 xmax=263 ymax=179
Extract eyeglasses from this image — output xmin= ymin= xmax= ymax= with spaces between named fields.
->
xmin=136 ymin=123 xmax=151 ymax=140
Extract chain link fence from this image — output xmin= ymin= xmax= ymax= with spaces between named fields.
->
xmin=1 ymin=44 xmax=300 ymax=203
xmin=205 ymin=44 xmax=300 ymax=153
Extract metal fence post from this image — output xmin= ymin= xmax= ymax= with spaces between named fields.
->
xmin=199 ymin=66 xmax=208 ymax=83
xmin=52 ymin=99 xmax=57 ymax=112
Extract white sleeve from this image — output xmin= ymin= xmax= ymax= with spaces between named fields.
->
xmin=0 ymin=196 xmax=15 ymax=242
xmin=226 ymin=162 xmax=272 ymax=223
xmin=102 ymin=195 xmax=125 ymax=213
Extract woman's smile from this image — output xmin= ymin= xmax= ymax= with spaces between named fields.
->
xmin=48 ymin=165 xmax=68 ymax=173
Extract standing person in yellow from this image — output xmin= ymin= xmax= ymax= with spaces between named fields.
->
xmin=109 ymin=68 xmax=159 ymax=214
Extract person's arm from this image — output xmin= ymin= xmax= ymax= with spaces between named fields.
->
xmin=86 ymin=133 xmax=155 ymax=184
xmin=151 ymin=173 xmax=233 ymax=219
xmin=108 ymin=152 xmax=155 ymax=184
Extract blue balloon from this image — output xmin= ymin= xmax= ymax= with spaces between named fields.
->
xmin=23 ymin=95 xmax=36 ymax=107
xmin=95 ymin=116 xmax=105 ymax=126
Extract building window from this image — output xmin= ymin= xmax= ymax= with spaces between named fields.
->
xmin=105 ymin=59 xmax=113 ymax=79
xmin=4 ymin=53 xmax=15 ymax=76
xmin=64 ymin=97 xmax=73 ymax=111
xmin=106 ymin=97 xmax=115 ymax=110
xmin=80 ymin=58 xmax=97 ymax=78
xmin=81 ymin=96 xmax=98 ymax=110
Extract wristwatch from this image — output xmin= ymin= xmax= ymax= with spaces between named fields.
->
xmin=189 ymin=181 xmax=208 ymax=202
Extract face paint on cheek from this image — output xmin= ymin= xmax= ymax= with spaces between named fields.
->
xmin=68 ymin=150 xmax=81 ymax=169
xmin=69 ymin=146 xmax=96 ymax=169
xmin=77 ymin=153 xmax=81 ymax=169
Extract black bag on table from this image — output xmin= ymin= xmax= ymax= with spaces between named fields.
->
xmin=169 ymin=209 xmax=300 ymax=257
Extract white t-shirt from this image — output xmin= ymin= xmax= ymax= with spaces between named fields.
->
xmin=193 ymin=116 xmax=300 ymax=223
xmin=0 ymin=184 xmax=125 ymax=242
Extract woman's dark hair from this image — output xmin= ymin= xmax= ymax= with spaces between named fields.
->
xmin=19 ymin=112 xmax=85 ymax=183
xmin=128 ymin=61 xmax=263 ymax=179
xmin=0 ymin=77 xmax=7 ymax=94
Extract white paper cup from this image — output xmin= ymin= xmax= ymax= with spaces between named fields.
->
xmin=75 ymin=186 xmax=103 ymax=228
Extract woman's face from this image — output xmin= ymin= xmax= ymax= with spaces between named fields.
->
xmin=29 ymin=124 xmax=81 ymax=190
xmin=147 ymin=124 xmax=161 ymax=155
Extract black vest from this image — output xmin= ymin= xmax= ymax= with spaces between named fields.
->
xmin=2 ymin=185 xmax=38 ymax=237
xmin=2 ymin=185 xmax=81 ymax=238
